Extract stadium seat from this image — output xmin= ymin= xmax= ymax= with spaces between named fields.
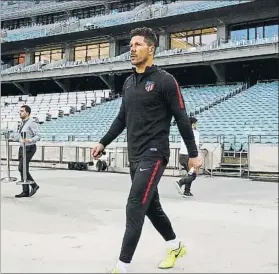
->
xmin=2 ymin=82 xmax=276 ymax=150
xmin=167 ymin=1 xmax=250 ymax=17
xmin=1 ymin=0 xmax=251 ymax=44
xmin=0 ymin=89 xmax=112 ymax=134
xmin=194 ymin=81 xmax=278 ymax=150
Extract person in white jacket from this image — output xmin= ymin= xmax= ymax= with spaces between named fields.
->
xmin=174 ymin=117 xmax=200 ymax=197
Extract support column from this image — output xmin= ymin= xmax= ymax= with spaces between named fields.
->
xmin=158 ymin=32 xmax=169 ymax=52
xmin=31 ymin=16 xmax=37 ymax=24
xmin=109 ymin=74 xmax=116 ymax=91
xmin=217 ymin=24 xmax=227 ymax=43
xmin=65 ymin=10 xmax=72 ymax=19
xmin=13 ymin=82 xmax=30 ymax=95
xmin=109 ymin=41 xmax=116 ymax=58
xmin=65 ymin=44 xmax=74 ymax=61
xmin=99 ymin=75 xmax=112 ymax=90
xmin=211 ymin=63 xmax=226 ymax=84
xmin=25 ymin=51 xmax=35 ymax=66
xmin=109 ymin=40 xmax=119 ymax=57
xmin=105 ymin=2 xmax=111 ymax=13
xmin=53 ymin=79 xmax=69 ymax=92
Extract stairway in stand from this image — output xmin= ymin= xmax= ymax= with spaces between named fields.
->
xmin=212 ymin=154 xmax=248 ymax=178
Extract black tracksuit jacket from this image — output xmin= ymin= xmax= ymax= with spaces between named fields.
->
xmin=99 ymin=65 xmax=198 ymax=162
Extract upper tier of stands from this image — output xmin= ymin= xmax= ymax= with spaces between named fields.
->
xmin=1 ymin=0 xmax=53 ymax=13
xmin=2 ymin=35 xmax=277 ymax=76
xmin=167 ymin=1 xmax=250 ymax=16
xmin=1 ymin=81 xmax=277 ymax=150
xmin=1 ymin=1 xmax=249 ymax=42
xmin=1 ymin=1 xmax=103 ymax=18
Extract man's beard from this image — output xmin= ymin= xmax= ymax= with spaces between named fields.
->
xmin=131 ymin=56 xmax=148 ymax=66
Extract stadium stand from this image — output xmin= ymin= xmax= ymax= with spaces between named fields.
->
xmin=1 ymin=0 xmax=278 ymax=176
xmin=2 ymin=35 xmax=278 ymax=75
xmin=38 ymin=84 xmax=243 ymax=142
xmin=2 ymin=82 xmax=278 ymax=148
xmin=39 ymin=98 xmax=125 ymax=142
xmin=196 ymin=81 xmax=279 ymax=150
xmin=167 ymin=1 xmax=251 ymax=16
xmin=0 ymin=89 xmax=112 ymax=133
xmin=1 ymin=0 xmax=250 ymax=42
xmin=178 ymin=84 xmax=244 ymax=118
xmin=1 ymin=16 xmax=81 ymax=42
xmin=1 ymin=1 xmax=101 ymax=18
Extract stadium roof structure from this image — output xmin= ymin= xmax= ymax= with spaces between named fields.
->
xmin=2 ymin=0 xmax=271 ymax=53
xmin=1 ymin=0 xmax=116 ymax=20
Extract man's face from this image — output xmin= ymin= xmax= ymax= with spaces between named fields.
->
xmin=20 ymin=107 xmax=28 ymax=119
xmin=130 ymin=35 xmax=154 ymax=66
xmin=192 ymin=122 xmax=197 ymax=129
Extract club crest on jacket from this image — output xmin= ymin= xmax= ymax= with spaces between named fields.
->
xmin=145 ymin=81 xmax=155 ymax=92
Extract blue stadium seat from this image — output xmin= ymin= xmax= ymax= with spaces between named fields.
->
xmin=1 ymin=0 xmax=252 ymax=43
xmin=168 ymin=1 xmax=250 ymax=17
xmin=1 ymin=80 xmax=277 ymax=153
xmin=195 ymin=81 xmax=278 ymax=150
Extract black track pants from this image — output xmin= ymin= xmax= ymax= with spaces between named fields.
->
xmin=18 ymin=145 xmax=37 ymax=193
xmin=119 ymin=158 xmax=176 ymax=263
xmin=179 ymin=154 xmax=196 ymax=191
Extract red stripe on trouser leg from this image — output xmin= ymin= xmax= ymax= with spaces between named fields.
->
xmin=142 ymin=160 xmax=161 ymax=205
xmin=174 ymin=79 xmax=185 ymax=109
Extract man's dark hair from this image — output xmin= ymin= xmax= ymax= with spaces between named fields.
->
xmin=130 ymin=27 xmax=158 ymax=48
xmin=21 ymin=105 xmax=31 ymax=115
xmin=189 ymin=117 xmax=197 ymax=125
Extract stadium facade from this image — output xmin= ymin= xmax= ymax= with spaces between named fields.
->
xmin=1 ymin=0 xmax=278 ymax=177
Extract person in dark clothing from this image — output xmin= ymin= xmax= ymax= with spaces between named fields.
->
xmin=92 ymin=27 xmax=202 ymax=273
xmin=174 ymin=117 xmax=200 ymax=197
xmin=10 ymin=105 xmax=41 ymax=198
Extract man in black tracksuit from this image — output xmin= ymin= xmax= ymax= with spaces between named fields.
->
xmin=92 ymin=27 xmax=201 ymax=273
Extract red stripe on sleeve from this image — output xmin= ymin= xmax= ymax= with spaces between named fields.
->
xmin=174 ymin=79 xmax=185 ymax=109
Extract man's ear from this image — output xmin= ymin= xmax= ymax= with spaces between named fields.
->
xmin=149 ymin=45 xmax=155 ymax=55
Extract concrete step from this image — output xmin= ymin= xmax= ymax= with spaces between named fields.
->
xmin=216 ymin=166 xmax=247 ymax=172
xmin=212 ymin=171 xmax=241 ymax=177
xmin=220 ymin=163 xmax=248 ymax=167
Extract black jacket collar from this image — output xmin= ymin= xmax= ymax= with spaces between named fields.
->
xmin=132 ymin=64 xmax=158 ymax=76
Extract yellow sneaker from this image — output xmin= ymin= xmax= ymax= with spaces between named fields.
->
xmin=111 ymin=267 xmax=127 ymax=273
xmin=158 ymin=242 xmax=187 ymax=269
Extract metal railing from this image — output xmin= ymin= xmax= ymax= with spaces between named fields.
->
xmin=0 ymin=140 xmax=212 ymax=174
xmin=1 ymin=144 xmax=277 ymax=178
xmin=199 ymin=148 xmax=210 ymax=175
xmin=210 ymin=144 xmax=221 ymax=177
xmin=248 ymin=134 xmax=279 ymax=145
xmin=239 ymin=142 xmax=248 ymax=177
xmin=1 ymin=133 xmax=277 ymax=176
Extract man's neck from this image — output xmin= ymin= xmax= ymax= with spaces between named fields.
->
xmin=22 ymin=116 xmax=29 ymax=121
xmin=135 ymin=60 xmax=153 ymax=73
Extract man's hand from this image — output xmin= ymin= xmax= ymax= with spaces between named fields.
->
xmin=188 ymin=156 xmax=203 ymax=173
xmin=91 ymin=143 xmax=105 ymax=160
xmin=22 ymin=139 xmax=30 ymax=143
